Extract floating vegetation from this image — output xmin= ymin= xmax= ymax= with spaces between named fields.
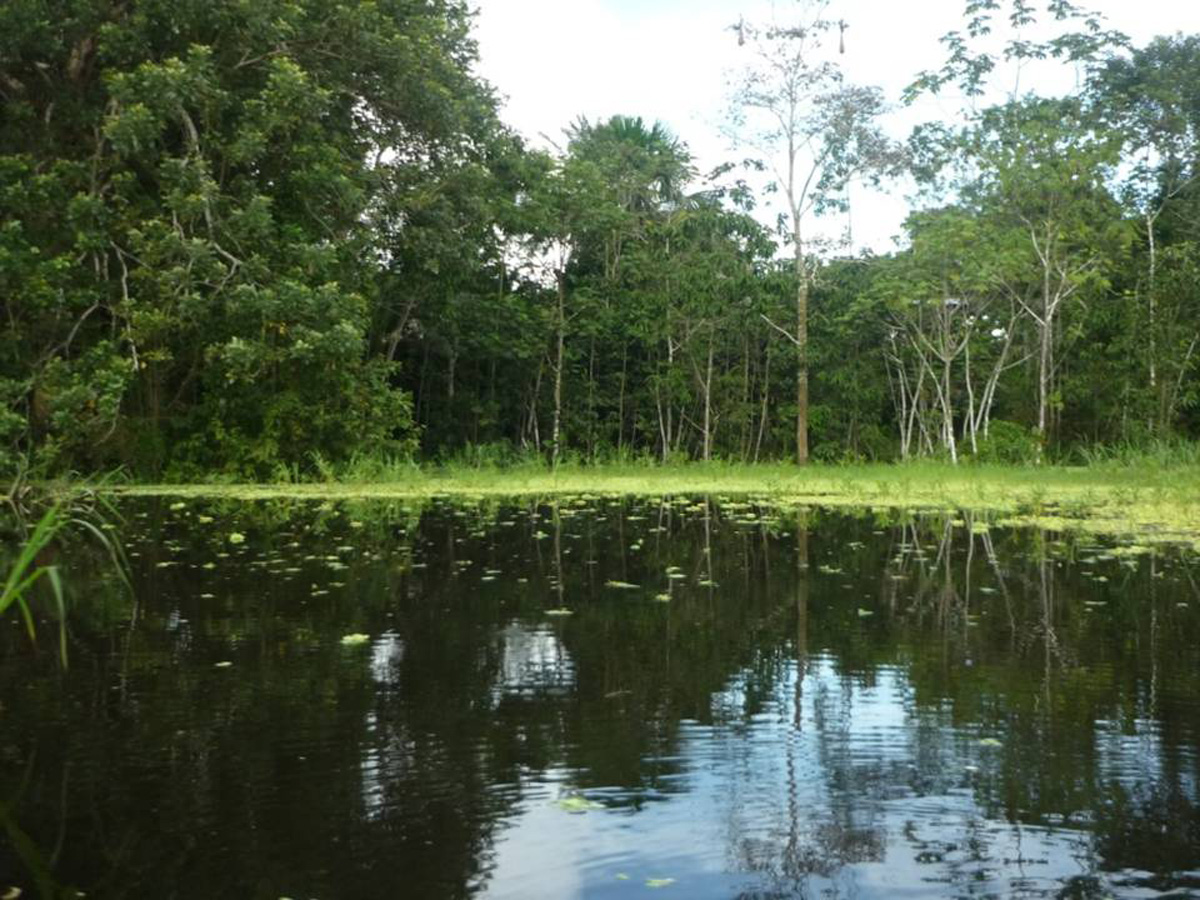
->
xmin=228 ymin=532 xmax=246 ymax=545
xmin=605 ymin=580 xmax=640 ymax=590
xmin=645 ymin=877 xmax=676 ymax=888
xmin=545 ymin=608 xmax=574 ymax=616
xmin=340 ymin=633 xmax=371 ymax=646
xmin=557 ymin=795 xmax=603 ymax=813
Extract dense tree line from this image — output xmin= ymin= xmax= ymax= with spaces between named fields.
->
xmin=2 ymin=0 xmax=1199 ymax=478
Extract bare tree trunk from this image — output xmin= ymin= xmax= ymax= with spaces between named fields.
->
xmin=1147 ymin=212 xmax=1158 ymax=420
xmin=525 ymin=362 xmax=544 ymax=452
xmin=943 ymin=350 xmax=957 ymax=464
xmin=666 ymin=334 xmax=675 ymax=461
xmin=1037 ymin=296 xmax=1052 ymax=451
xmin=963 ymin=340 xmax=978 ymax=454
xmin=741 ymin=333 xmax=752 ymax=460
xmin=654 ymin=381 xmax=668 ymax=464
xmin=551 ymin=272 xmax=565 ymax=468
xmin=755 ymin=339 xmax=771 ymax=462
xmin=617 ymin=345 xmax=627 ymax=455
xmin=702 ymin=333 xmax=715 ymax=461
xmin=794 ymin=241 xmax=809 ymax=465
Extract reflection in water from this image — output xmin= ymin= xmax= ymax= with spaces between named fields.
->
xmin=498 ymin=624 xmax=574 ymax=696
xmin=1 ymin=498 xmax=1199 ymax=899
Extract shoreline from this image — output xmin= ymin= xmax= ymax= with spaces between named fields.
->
xmin=93 ymin=462 xmax=1200 ymax=549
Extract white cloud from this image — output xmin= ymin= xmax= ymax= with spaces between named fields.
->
xmin=472 ymin=0 xmax=1200 ymax=254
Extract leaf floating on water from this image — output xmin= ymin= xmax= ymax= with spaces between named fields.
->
xmin=645 ymin=877 xmax=675 ymax=888
xmin=654 ymin=593 xmax=671 ymax=603
xmin=557 ymin=795 xmax=603 ymax=813
xmin=340 ymin=633 xmax=371 ymax=646
xmin=228 ymin=532 xmax=246 ymax=545
xmin=169 ymin=501 xmax=186 ymax=511
xmin=978 ymin=738 xmax=1003 ymax=747
xmin=545 ymin=608 xmax=574 ymax=617
xmin=605 ymin=580 xmax=640 ymax=590
xmin=214 ymin=661 xmax=233 ymax=668
xmin=615 ymin=873 xmax=630 ymax=881
xmin=857 ymin=608 xmax=874 ymax=617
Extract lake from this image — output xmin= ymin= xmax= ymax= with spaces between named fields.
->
xmin=2 ymin=495 xmax=1199 ymax=899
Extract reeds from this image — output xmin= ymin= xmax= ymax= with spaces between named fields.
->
xmin=1 ymin=503 xmax=68 ymax=663
xmin=1 ymin=482 xmax=130 ymax=666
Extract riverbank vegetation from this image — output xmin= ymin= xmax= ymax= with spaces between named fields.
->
xmin=3 ymin=1 xmax=1200 ymax=481
xmin=106 ymin=457 xmax=1200 ymax=550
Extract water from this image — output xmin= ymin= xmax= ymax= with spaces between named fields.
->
xmin=2 ymin=496 xmax=1199 ymax=899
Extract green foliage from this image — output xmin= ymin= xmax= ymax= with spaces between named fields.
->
xmin=0 ymin=503 xmax=67 ymax=654
xmin=0 ymin=0 xmax=500 ymax=477
xmin=972 ymin=421 xmax=1041 ymax=465
xmin=1 ymin=1 xmax=1199 ymax=475
xmin=1075 ymin=438 xmax=1200 ymax=469
xmin=1 ymin=485 xmax=129 ymax=665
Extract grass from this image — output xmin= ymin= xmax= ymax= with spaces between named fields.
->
xmin=2 ymin=478 xmax=132 ymax=665
xmin=102 ymin=459 xmax=1200 ymax=549
xmin=1 ymin=503 xmax=68 ymax=663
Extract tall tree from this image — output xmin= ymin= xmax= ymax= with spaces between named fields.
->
xmin=726 ymin=0 xmax=896 ymax=463
xmin=966 ymin=98 xmax=1127 ymax=446
xmin=0 ymin=0 xmax=504 ymax=476
xmin=1089 ymin=36 xmax=1200 ymax=432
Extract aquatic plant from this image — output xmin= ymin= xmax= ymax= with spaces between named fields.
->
xmin=0 ymin=503 xmax=68 ymax=661
xmin=1 ymin=483 xmax=130 ymax=665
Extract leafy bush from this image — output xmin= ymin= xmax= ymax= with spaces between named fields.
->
xmin=972 ymin=420 xmax=1041 ymax=464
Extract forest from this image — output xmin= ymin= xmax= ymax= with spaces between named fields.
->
xmin=2 ymin=0 xmax=1199 ymax=481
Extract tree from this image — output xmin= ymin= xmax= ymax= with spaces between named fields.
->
xmin=967 ymin=98 xmax=1127 ymax=446
xmin=725 ymin=0 xmax=897 ymax=464
xmin=875 ymin=208 xmax=1029 ymax=461
xmin=1089 ymin=36 xmax=1200 ymax=432
xmin=0 ymin=0 xmax=504 ymax=476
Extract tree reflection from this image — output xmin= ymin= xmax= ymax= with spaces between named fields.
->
xmin=1 ymin=499 xmax=1199 ymax=897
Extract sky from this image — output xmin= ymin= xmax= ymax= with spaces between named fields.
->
xmin=471 ymin=0 xmax=1200 ymax=254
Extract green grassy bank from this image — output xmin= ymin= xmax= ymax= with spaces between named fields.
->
xmin=103 ymin=461 xmax=1200 ymax=549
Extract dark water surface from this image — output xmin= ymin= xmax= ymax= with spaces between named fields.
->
xmin=2 ymin=496 xmax=1200 ymax=899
